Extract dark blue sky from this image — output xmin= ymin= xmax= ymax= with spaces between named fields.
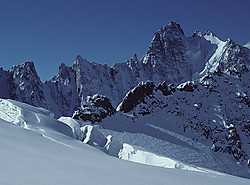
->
xmin=0 ymin=0 xmax=249 ymax=81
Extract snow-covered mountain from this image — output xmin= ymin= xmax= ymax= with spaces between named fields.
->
xmin=112 ymin=69 xmax=250 ymax=175
xmin=1 ymin=22 xmax=249 ymax=118
xmin=0 ymin=21 xmax=249 ymax=179
xmin=71 ymin=70 xmax=250 ymax=178
xmin=0 ymin=62 xmax=47 ymax=108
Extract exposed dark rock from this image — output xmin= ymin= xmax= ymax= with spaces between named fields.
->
xmin=157 ymin=82 xmax=176 ymax=96
xmin=9 ymin=61 xmax=47 ymax=108
xmin=121 ymin=71 xmax=249 ymax=165
xmin=72 ymin=94 xmax=116 ymax=123
xmin=117 ymin=81 xmax=155 ymax=113
xmin=212 ymin=124 xmax=247 ymax=163
xmin=87 ymin=94 xmax=116 ymax=116
xmin=177 ymin=81 xmax=198 ymax=92
xmin=0 ymin=68 xmax=12 ymax=99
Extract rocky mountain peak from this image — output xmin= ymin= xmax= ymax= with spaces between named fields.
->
xmin=132 ymin=53 xmax=138 ymax=62
xmin=142 ymin=21 xmax=192 ymax=84
xmin=162 ymin=21 xmax=185 ymax=36
xmin=0 ymin=67 xmax=7 ymax=74
xmin=76 ymin=53 xmax=83 ymax=61
xmin=11 ymin=61 xmax=37 ymax=76
xmin=192 ymin=30 xmax=203 ymax=37
xmin=204 ymin=29 xmax=216 ymax=37
xmin=56 ymin=63 xmax=72 ymax=80
xmin=10 ymin=61 xmax=41 ymax=83
xmin=72 ymin=54 xmax=93 ymax=71
xmin=216 ymin=38 xmax=250 ymax=78
xmin=225 ymin=38 xmax=236 ymax=46
xmin=59 ymin=62 xmax=67 ymax=69
xmin=144 ymin=22 xmax=186 ymax=63
xmin=150 ymin=22 xmax=184 ymax=47
xmin=8 ymin=61 xmax=46 ymax=107
xmin=74 ymin=54 xmax=85 ymax=66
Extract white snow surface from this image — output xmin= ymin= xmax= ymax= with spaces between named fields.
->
xmin=0 ymin=98 xmax=249 ymax=185
xmin=201 ymin=32 xmax=227 ymax=75
xmin=243 ymin=42 xmax=250 ymax=49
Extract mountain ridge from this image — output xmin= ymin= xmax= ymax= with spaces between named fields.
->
xmin=0 ymin=22 xmax=249 ymax=118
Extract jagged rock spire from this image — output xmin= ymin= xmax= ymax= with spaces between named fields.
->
xmin=193 ymin=30 xmax=203 ymax=37
xmin=204 ymin=29 xmax=216 ymax=37
xmin=132 ymin=54 xmax=138 ymax=62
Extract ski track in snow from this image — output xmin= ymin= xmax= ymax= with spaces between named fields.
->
xmin=41 ymin=134 xmax=76 ymax=149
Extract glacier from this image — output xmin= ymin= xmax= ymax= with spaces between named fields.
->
xmin=0 ymin=98 xmax=249 ymax=185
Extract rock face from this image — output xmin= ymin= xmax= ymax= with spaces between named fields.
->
xmin=117 ymin=81 xmax=155 ymax=113
xmin=156 ymin=82 xmax=176 ymax=96
xmin=72 ymin=94 xmax=116 ymax=123
xmin=0 ymin=22 xmax=249 ymax=119
xmin=0 ymin=67 xmax=12 ymax=99
xmin=45 ymin=62 xmax=79 ymax=117
xmin=10 ymin=62 xmax=47 ymax=108
xmin=217 ymin=39 xmax=250 ymax=77
xmin=177 ymin=81 xmax=198 ymax=92
xmin=0 ymin=62 xmax=47 ymax=108
xmin=141 ymin=22 xmax=192 ymax=84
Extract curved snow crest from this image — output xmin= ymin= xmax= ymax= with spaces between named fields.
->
xmin=58 ymin=116 xmax=84 ymax=140
xmin=119 ymin=143 xmax=226 ymax=175
xmin=59 ymin=116 xmax=123 ymax=156
xmin=0 ymin=98 xmax=73 ymax=137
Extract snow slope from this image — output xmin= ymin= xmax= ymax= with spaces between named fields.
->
xmin=58 ymin=116 xmax=219 ymax=174
xmin=0 ymin=98 xmax=249 ymax=185
xmin=100 ymin=112 xmax=250 ymax=178
xmin=244 ymin=42 xmax=250 ymax=49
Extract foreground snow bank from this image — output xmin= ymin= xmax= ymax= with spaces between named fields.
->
xmin=0 ymin=99 xmax=73 ymax=137
xmin=0 ymin=98 xmax=249 ymax=185
xmin=0 ymin=116 xmax=249 ymax=185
